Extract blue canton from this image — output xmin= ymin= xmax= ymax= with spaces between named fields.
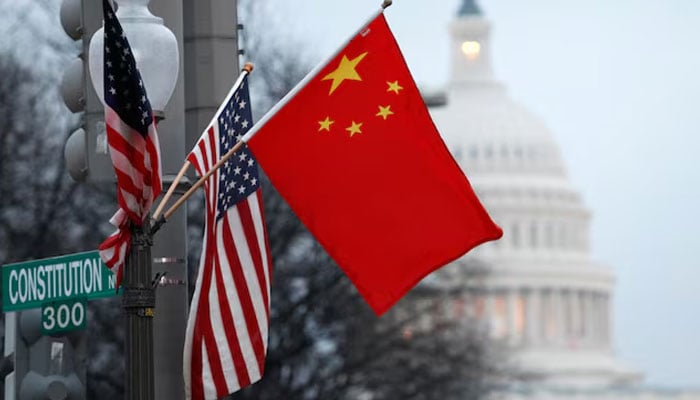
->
xmin=103 ymin=6 xmax=153 ymax=137
xmin=217 ymin=76 xmax=259 ymax=220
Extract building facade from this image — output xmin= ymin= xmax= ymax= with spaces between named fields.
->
xmin=422 ymin=1 xmax=691 ymax=398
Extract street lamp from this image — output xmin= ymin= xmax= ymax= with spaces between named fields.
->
xmin=88 ymin=0 xmax=179 ymax=119
xmin=87 ymin=1 xmax=179 ymax=399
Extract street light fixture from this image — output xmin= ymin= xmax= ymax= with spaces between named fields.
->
xmin=88 ymin=0 xmax=179 ymax=118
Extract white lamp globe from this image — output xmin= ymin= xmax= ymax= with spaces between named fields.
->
xmin=88 ymin=0 xmax=179 ymax=119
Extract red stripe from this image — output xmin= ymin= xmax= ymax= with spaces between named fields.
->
xmin=145 ymin=137 xmax=161 ymax=198
xmin=207 ymin=127 xmax=217 ymax=170
xmin=202 ymin=293 xmax=228 ymax=396
xmin=200 ymin=132 xmax=212 ymax=173
xmin=237 ymin=196 xmax=270 ymax=323
xmin=106 ymin=125 xmax=148 ymax=178
xmin=115 ymin=190 xmax=142 ymax=225
xmin=213 ymin=249 xmax=251 ymax=390
xmin=146 ymin=123 xmax=162 ymax=196
xmin=191 ymin=204 xmax=217 ymax=400
xmin=190 ymin=300 xmax=204 ymax=400
xmin=221 ymin=216 xmax=266 ymax=373
xmin=191 ymin=175 xmax=218 ymax=398
xmin=256 ymin=192 xmax=274 ymax=293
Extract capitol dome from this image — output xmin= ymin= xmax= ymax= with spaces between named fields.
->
xmin=426 ymin=0 xmax=642 ymax=394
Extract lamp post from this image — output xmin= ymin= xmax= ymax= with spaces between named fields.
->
xmin=88 ymin=1 xmax=179 ymax=399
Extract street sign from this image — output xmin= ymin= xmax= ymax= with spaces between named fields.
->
xmin=41 ymin=298 xmax=87 ymax=334
xmin=2 ymin=250 xmax=118 ymax=312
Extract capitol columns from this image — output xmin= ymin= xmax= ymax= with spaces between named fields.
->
xmin=525 ymin=287 xmax=541 ymax=345
xmin=506 ymin=290 xmax=518 ymax=344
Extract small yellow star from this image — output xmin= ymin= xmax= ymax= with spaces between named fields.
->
xmin=387 ymin=80 xmax=403 ymax=94
xmin=376 ymin=105 xmax=394 ymax=120
xmin=318 ymin=116 xmax=334 ymax=132
xmin=322 ymin=52 xmax=369 ymax=95
xmin=346 ymin=121 xmax=363 ymax=137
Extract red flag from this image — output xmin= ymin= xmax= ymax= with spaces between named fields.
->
xmin=246 ymin=13 xmax=502 ymax=315
xmin=183 ymin=75 xmax=272 ymax=400
xmin=97 ymin=0 xmax=162 ymax=285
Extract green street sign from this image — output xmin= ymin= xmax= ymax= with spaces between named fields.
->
xmin=2 ymin=250 xmax=118 ymax=312
xmin=41 ymin=298 xmax=87 ymax=334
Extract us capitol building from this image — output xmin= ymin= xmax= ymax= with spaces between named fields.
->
xmin=424 ymin=1 xmax=699 ymax=399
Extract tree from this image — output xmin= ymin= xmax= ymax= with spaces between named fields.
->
xmin=0 ymin=2 xmax=123 ymax=398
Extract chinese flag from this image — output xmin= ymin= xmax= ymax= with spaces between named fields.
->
xmin=247 ymin=13 xmax=502 ymax=315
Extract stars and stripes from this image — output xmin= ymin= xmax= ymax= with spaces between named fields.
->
xmin=97 ymin=0 xmax=162 ymax=285
xmin=183 ymin=74 xmax=272 ymax=400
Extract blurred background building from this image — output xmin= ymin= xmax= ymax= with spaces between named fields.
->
xmin=426 ymin=1 xmax=700 ymax=399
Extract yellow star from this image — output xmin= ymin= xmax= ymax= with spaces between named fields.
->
xmin=387 ymin=80 xmax=403 ymax=94
xmin=345 ymin=121 xmax=363 ymax=137
xmin=376 ymin=105 xmax=394 ymax=120
xmin=318 ymin=116 xmax=334 ymax=132
xmin=321 ymin=52 xmax=368 ymax=95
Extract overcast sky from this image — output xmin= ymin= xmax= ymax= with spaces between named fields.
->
xmin=269 ymin=0 xmax=700 ymax=389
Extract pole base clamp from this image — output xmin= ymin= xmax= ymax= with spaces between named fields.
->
xmin=122 ymin=286 xmax=156 ymax=317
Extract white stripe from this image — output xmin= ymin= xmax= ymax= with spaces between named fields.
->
xmin=183 ymin=220 xmax=210 ymax=400
xmin=227 ymin=204 xmax=269 ymax=352
xmin=247 ymin=194 xmax=271 ymax=307
xmin=201 ymin=342 xmax=217 ymax=400
xmin=210 ymin=125 xmax=222 ymax=213
xmin=105 ymin=107 xmax=148 ymax=149
xmin=146 ymin=124 xmax=161 ymax=177
xmin=191 ymin=127 xmax=218 ymax=214
xmin=207 ymin=266 xmax=239 ymax=392
xmin=115 ymin=242 xmax=127 ymax=272
xmin=99 ymin=234 xmax=118 ymax=262
xmin=108 ymin=208 xmax=128 ymax=227
xmin=215 ymin=220 xmax=261 ymax=380
xmin=108 ymin=142 xmax=146 ymax=188
xmin=119 ymin=187 xmax=142 ymax=217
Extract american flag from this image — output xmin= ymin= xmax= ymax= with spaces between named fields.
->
xmin=183 ymin=74 xmax=272 ymax=400
xmin=98 ymin=0 xmax=162 ymax=284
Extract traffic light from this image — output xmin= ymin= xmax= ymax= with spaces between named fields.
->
xmin=60 ymin=0 xmax=114 ymax=183
xmin=10 ymin=309 xmax=86 ymax=400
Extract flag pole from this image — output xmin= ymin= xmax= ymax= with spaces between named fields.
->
xmin=151 ymin=161 xmax=190 ymax=220
xmin=240 ymin=5 xmax=388 ymax=144
xmin=151 ymin=63 xmax=254 ymax=229
xmin=161 ymin=139 xmax=245 ymax=221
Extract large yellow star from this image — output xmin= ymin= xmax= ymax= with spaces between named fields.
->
xmin=345 ymin=121 xmax=363 ymax=137
xmin=321 ymin=52 xmax=368 ymax=95
xmin=376 ymin=105 xmax=394 ymax=120
xmin=318 ymin=116 xmax=334 ymax=132
xmin=387 ymin=80 xmax=403 ymax=94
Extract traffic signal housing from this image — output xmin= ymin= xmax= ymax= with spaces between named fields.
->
xmin=10 ymin=309 xmax=86 ymax=400
xmin=60 ymin=0 xmax=114 ymax=183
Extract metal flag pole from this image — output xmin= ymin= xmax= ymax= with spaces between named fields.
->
xmin=123 ymin=221 xmax=156 ymax=400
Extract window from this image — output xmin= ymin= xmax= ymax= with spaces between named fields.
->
xmin=529 ymin=222 xmax=539 ymax=248
xmin=491 ymin=295 xmax=507 ymax=339
xmin=513 ymin=294 xmax=527 ymax=338
xmin=469 ymin=146 xmax=478 ymax=160
xmin=545 ymin=223 xmax=554 ymax=248
xmin=461 ymin=41 xmax=481 ymax=60
xmin=542 ymin=290 xmax=558 ymax=341
xmin=512 ymin=224 xmax=521 ymax=248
